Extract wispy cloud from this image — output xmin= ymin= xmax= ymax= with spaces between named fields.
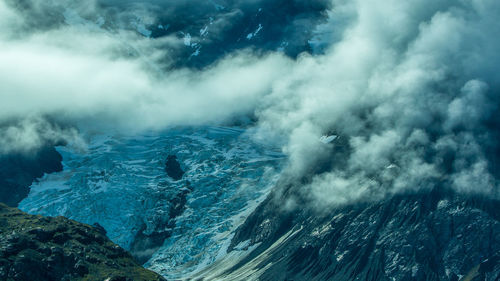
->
xmin=0 ymin=0 xmax=498 ymax=205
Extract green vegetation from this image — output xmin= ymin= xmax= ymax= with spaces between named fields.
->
xmin=0 ymin=204 xmax=165 ymax=281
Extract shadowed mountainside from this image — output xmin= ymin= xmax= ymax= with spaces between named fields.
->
xmin=0 ymin=146 xmax=63 ymax=207
xmin=196 ymin=187 xmax=500 ymax=281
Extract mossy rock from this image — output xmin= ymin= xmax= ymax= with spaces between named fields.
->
xmin=0 ymin=203 xmax=165 ymax=281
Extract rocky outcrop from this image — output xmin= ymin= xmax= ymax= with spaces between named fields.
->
xmin=207 ymin=188 xmax=500 ymax=281
xmin=0 ymin=204 xmax=165 ymax=281
xmin=165 ymin=155 xmax=184 ymax=181
xmin=131 ymin=155 xmax=191 ymax=264
xmin=0 ymin=146 xmax=62 ymax=207
xmin=130 ymin=183 xmax=192 ymax=264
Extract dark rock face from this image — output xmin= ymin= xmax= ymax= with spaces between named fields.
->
xmin=8 ymin=0 xmax=332 ymax=69
xmin=165 ymin=155 xmax=184 ymax=181
xmin=92 ymin=223 xmax=107 ymax=236
xmin=0 ymin=146 xmax=63 ymax=207
xmin=97 ymin=0 xmax=331 ymax=69
xmin=130 ymin=184 xmax=192 ymax=264
xmin=0 ymin=204 xmax=165 ymax=281
xmin=129 ymin=154 xmax=191 ymax=264
xmin=225 ymin=188 xmax=500 ymax=281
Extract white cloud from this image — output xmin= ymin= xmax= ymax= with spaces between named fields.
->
xmin=0 ymin=116 xmax=86 ymax=155
xmin=253 ymin=0 xmax=500 ymax=207
xmin=0 ymin=2 xmax=292 ymax=132
xmin=0 ymin=0 xmax=499 ymax=205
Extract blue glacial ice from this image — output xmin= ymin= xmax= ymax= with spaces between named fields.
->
xmin=18 ymin=126 xmax=284 ymax=279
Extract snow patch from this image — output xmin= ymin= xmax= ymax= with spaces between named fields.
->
xmin=183 ymin=33 xmax=192 ymax=46
xmin=246 ymin=24 xmax=263 ymax=40
xmin=319 ymin=135 xmax=337 ymax=144
xmin=200 ymin=26 xmax=208 ymax=37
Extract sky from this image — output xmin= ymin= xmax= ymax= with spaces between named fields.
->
xmin=1 ymin=0 xmax=499 ymax=207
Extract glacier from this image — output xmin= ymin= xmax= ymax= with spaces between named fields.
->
xmin=18 ymin=126 xmax=284 ymax=279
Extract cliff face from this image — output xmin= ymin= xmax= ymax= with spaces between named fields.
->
xmin=0 ymin=204 xmax=165 ymax=281
xmin=199 ymin=188 xmax=500 ymax=281
xmin=0 ymin=146 xmax=63 ymax=207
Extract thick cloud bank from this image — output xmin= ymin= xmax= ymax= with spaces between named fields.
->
xmin=259 ymin=0 xmax=500 ymax=207
xmin=0 ymin=0 xmax=499 ymax=206
xmin=0 ymin=0 xmax=292 ymax=150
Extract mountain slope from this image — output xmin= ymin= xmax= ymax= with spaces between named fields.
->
xmin=0 ymin=203 xmax=165 ymax=281
xmin=195 ymin=187 xmax=500 ymax=281
xmin=0 ymin=146 xmax=62 ymax=207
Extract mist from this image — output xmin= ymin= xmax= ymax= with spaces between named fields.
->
xmin=259 ymin=0 xmax=500 ymax=207
xmin=0 ymin=0 xmax=293 ymax=152
xmin=1 ymin=0 xmax=499 ymax=207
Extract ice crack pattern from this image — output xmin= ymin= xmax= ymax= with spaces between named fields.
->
xmin=19 ymin=127 xmax=284 ymax=279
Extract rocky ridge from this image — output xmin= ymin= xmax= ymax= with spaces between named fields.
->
xmin=0 ymin=203 xmax=165 ymax=281
xmin=195 ymin=187 xmax=500 ymax=281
